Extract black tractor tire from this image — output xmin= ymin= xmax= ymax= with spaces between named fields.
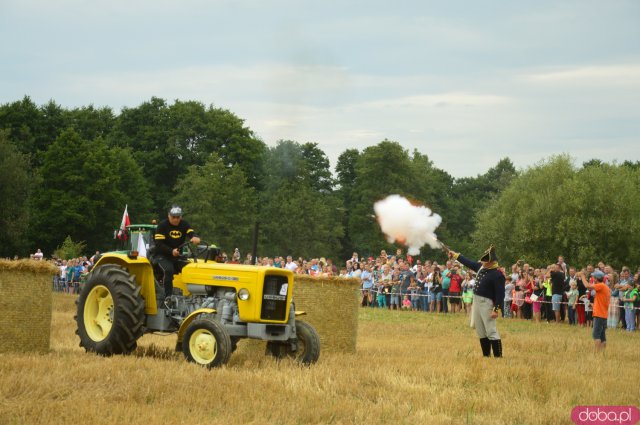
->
xmin=75 ymin=264 xmax=145 ymax=355
xmin=230 ymin=336 xmax=240 ymax=353
xmin=182 ymin=317 xmax=232 ymax=368
xmin=266 ymin=320 xmax=321 ymax=365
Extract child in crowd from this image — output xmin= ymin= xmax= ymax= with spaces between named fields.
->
xmin=504 ymin=275 xmax=514 ymax=318
xmin=389 ymin=274 xmax=401 ymax=310
xmin=566 ymin=280 xmax=579 ymax=325
xmin=462 ymin=271 xmax=474 ymax=315
xmin=401 ymin=295 xmax=411 ymax=311
xmin=580 ymin=291 xmax=593 ymax=327
xmin=376 ymin=279 xmax=387 ymax=309
xmin=408 ymin=276 xmax=420 ymax=311
xmin=621 ymin=283 xmax=638 ymax=331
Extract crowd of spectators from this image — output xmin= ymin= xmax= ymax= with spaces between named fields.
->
xmin=25 ymin=246 xmax=640 ymax=331
xmin=351 ymin=251 xmax=640 ymax=332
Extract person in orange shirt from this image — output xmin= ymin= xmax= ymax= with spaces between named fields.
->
xmin=585 ymin=270 xmax=611 ymax=353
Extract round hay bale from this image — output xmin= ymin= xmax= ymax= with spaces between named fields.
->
xmin=293 ymin=276 xmax=361 ymax=354
xmin=0 ymin=260 xmax=57 ymax=354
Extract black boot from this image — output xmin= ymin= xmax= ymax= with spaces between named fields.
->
xmin=479 ymin=338 xmax=491 ymax=357
xmin=490 ymin=339 xmax=502 ymax=358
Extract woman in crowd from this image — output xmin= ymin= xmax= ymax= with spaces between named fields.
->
xmin=462 ymin=270 xmax=475 ymax=315
xmin=430 ymin=267 xmax=443 ymax=313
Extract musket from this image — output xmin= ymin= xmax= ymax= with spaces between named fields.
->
xmin=437 ymin=240 xmax=451 ymax=254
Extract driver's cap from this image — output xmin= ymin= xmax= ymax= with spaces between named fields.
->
xmin=169 ymin=205 xmax=183 ymax=217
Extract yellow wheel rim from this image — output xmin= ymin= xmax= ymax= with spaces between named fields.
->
xmin=83 ymin=285 xmax=114 ymax=342
xmin=189 ymin=329 xmax=217 ymax=365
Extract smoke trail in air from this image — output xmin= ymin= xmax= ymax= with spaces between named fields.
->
xmin=374 ymin=194 xmax=442 ymax=255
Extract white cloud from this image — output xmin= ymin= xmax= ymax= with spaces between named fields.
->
xmin=522 ymin=64 xmax=640 ymax=85
xmin=354 ymin=92 xmax=511 ymax=109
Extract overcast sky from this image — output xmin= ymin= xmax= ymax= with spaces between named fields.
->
xmin=1 ymin=0 xmax=638 ymax=177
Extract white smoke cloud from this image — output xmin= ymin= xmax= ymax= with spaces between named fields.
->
xmin=374 ymin=194 xmax=442 ymax=255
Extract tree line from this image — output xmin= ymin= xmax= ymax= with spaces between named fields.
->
xmin=1 ymin=96 xmax=638 ymax=267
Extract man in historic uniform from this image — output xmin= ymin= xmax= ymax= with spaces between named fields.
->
xmin=447 ymin=245 xmax=505 ymax=357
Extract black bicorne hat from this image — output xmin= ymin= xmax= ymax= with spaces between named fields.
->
xmin=480 ymin=245 xmax=498 ymax=262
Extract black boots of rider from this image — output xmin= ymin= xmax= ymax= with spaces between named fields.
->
xmin=479 ymin=338 xmax=502 ymax=358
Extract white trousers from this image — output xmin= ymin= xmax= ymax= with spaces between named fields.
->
xmin=471 ymin=295 xmax=500 ymax=340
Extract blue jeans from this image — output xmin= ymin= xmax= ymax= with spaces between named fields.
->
xmin=592 ymin=317 xmax=607 ymax=342
xmin=421 ymin=291 xmax=430 ymax=311
xmin=625 ymin=308 xmax=636 ymax=331
xmin=441 ymin=288 xmax=449 ymax=313
xmin=568 ymin=306 xmax=576 ymax=325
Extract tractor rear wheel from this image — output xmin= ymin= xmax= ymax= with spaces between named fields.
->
xmin=75 ymin=264 xmax=145 ymax=355
xmin=182 ymin=317 xmax=232 ymax=368
xmin=266 ymin=320 xmax=320 ymax=365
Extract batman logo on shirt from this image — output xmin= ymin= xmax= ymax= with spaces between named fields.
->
xmin=169 ymin=230 xmax=182 ymax=238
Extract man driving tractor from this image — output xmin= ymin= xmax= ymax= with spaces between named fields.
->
xmin=153 ymin=205 xmax=200 ymax=299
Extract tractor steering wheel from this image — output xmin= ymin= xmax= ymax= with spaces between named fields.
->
xmin=177 ymin=240 xmax=211 ymax=263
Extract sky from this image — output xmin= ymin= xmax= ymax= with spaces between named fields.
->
xmin=1 ymin=0 xmax=639 ymax=177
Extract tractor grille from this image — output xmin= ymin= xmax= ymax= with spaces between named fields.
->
xmin=261 ymin=274 xmax=288 ymax=321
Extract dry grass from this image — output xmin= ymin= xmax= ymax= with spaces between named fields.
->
xmin=1 ymin=293 xmax=639 ymax=425
xmin=0 ymin=268 xmax=52 ymax=354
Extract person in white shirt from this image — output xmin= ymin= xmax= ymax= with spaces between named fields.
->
xmin=284 ymin=256 xmax=298 ymax=272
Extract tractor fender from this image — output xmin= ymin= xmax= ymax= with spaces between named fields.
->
xmin=176 ymin=308 xmax=217 ymax=345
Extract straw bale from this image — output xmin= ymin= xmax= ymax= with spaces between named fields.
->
xmin=234 ymin=276 xmax=360 ymax=357
xmin=293 ymin=276 xmax=361 ymax=354
xmin=0 ymin=260 xmax=55 ymax=354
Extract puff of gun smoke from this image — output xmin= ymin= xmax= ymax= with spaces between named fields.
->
xmin=374 ymin=195 xmax=442 ymax=255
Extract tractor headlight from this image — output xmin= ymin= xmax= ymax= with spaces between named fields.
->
xmin=238 ymin=288 xmax=250 ymax=301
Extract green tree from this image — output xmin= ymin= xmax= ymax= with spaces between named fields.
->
xmin=446 ymin=157 xmax=517 ymax=257
xmin=335 ymin=148 xmax=361 ymax=259
xmin=172 ymin=153 xmax=257 ymax=254
xmin=31 ymin=129 xmax=152 ymax=253
xmin=53 ymin=236 xmax=87 ymax=260
xmin=66 ymin=104 xmax=115 ymax=142
xmin=473 ymin=155 xmax=640 ymax=267
xmin=259 ymin=141 xmax=343 ymax=259
xmin=348 ymin=140 xmax=415 ymax=256
xmin=0 ymin=131 xmax=33 ymax=257
xmin=301 ymin=142 xmax=334 ymax=193
xmin=108 ymin=98 xmax=266 ymax=212
xmin=409 ymin=151 xmax=454 ymax=259
xmin=0 ymin=96 xmax=44 ymax=159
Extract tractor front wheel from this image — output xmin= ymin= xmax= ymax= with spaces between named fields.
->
xmin=182 ymin=317 xmax=232 ymax=368
xmin=75 ymin=264 xmax=145 ymax=355
xmin=266 ymin=320 xmax=320 ymax=365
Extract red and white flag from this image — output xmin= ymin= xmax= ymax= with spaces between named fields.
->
xmin=116 ymin=205 xmax=130 ymax=240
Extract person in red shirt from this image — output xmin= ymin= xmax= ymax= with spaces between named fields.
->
xmin=585 ymin=270 xmax=611 ymax=353
xmin=446 ymin=265 xmax=464 ymax=313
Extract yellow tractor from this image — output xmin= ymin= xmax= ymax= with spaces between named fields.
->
xmin=75 ymin=224 xmax=320 ymax=367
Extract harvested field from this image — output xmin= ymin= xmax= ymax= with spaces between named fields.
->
xmin=1 ymin=293 xmax=638 ymax=425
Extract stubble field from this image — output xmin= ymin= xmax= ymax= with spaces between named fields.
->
xmin=1 ymin=293 xmax=639 ymax=425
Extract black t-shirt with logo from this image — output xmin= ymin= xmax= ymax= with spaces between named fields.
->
xmin=153 ymin=219 xmax=196 ymax=257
